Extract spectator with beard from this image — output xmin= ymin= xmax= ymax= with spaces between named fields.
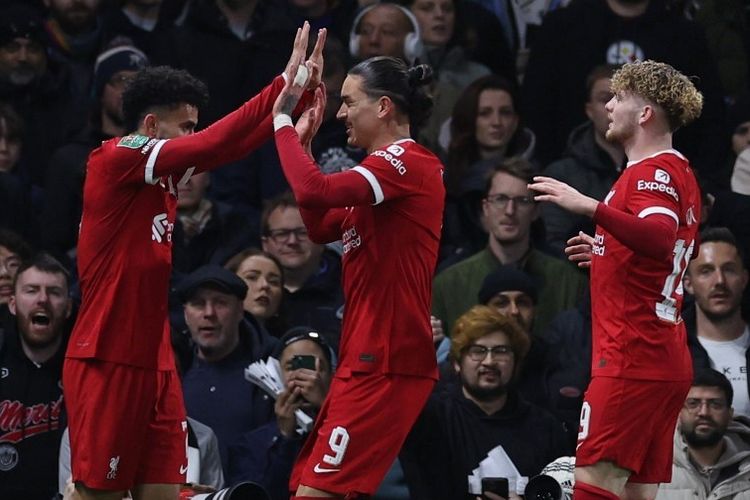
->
xmin=0 ymin=253 xmax=72 ymax=500
xmin=684 ymin=228 xmax=750 ymax=418
xmin=656 ymin=369 xmax=750 ymax=500
xmin=40 ymin=43 xmax=148 ymax=263
xmin=402 ymin=305 xmax=568 ymax=499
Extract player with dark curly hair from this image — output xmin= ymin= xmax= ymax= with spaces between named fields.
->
xmin=530 ymin=60 xmax=703 ymax=500
xmin=62 ymin=24 xmax=326 ymax=500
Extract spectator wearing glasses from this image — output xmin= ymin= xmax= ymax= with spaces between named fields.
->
xmin=261 ymin=191 xmax=343 ymax=351
xmin=432 ymin=157 xmax=587 ymax=338
xmin=656 ymin=369 xmax=750 ymax=500
xmin=402 ymin=305 xmax=569 ymax=499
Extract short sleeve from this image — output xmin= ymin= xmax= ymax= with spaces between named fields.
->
xmin=351 ymin=142 xmax=424 ymax=205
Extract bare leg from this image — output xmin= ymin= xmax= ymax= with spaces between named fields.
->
xmin=65 ymin=483 xmax=126 ymax=500
xmin=575 ymin=461 xmax=631 ymax=498
xmin=622 ymin=482 xmax=659 ymax=500
xmin=296 ymin=484 xmax=344 ymax=498
xmin=131 ymin=483 xmax=180 ymax=500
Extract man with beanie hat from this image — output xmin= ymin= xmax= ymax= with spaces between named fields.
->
xmin=41 ymin=43 xmax=149 ymax=262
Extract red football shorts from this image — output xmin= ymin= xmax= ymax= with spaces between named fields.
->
xmin=290 ymin=372 xmax=434 ymax=497
xmin=576 ymin=376 xmax=690 ymax=484
xmin=63 ymin=359 xmax=188 ymax=490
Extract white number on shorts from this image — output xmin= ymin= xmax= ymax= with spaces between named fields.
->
xmin=656 ymin=238 xmax=694 ymax=323
xmin=578 ymin=402 xmax=591 ymax=442
xmin=323 ymin=426 xmax=350 ymax=466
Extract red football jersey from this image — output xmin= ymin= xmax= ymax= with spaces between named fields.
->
xmin=338 ymin=140 xmax=444 ymax=378
xmin=67 ymin=76 xmax=285 ymax=369
xmin=589 ymin=150 xmax=700 ymax=381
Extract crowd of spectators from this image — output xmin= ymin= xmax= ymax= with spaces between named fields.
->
xmin=1 ymin=0 xmax=749 ymax=498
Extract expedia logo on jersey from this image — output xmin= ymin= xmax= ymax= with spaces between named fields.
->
xmin=151 ymin=213 xmax=174 ymax=243
xmin=372 ymin=147 xmax=407 ymax=175
xmin=636 ymin=180 xmax=679 ymax=202
xmin=342 ymin=225 xmax=361 ymax=254
xmin=592 ymin=232 xmax=606 ymax=256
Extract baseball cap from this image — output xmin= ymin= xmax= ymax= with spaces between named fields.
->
xmin=177 ymin=265 xmax=248 ymax=303
xmin=276 ymin=326 xmax=335 ymax=368
xmin=478 ymin=266 xmax=538 ymax=305
xmin=93 ymin=44 xmax=149 ymax=98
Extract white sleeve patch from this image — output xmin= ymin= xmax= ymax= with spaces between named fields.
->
xmin=638 ymin=206 xmax=679 ymax=225
xmin=351 ymin=166 xmax=384 ymax=205
xmin=144 ymin=139 xmax=168 ymax=185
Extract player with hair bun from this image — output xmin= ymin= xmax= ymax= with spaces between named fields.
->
xmin=272 ymin=56 xmax=444 ymax=499
xmin=530 ymin=60 xmax=703 ymax=500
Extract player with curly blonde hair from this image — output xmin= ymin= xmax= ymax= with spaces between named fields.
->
xmin=530 ymin=60 xmax=703 ymax=500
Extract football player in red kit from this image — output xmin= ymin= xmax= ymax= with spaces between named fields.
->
xmin=529 ymin=60 xmax=704 ymax=500
xmin=62 ymin=24 xmax=324 ymax=500
xmin=272 ymin=57 xmax=445 ymax=499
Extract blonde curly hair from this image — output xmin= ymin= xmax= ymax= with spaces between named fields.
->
xmin=611 ymin=60 xmax=703 ymax=131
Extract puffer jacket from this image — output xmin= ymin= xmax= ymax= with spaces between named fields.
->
xmin=656 ymin=416 xmax=750 ymax=499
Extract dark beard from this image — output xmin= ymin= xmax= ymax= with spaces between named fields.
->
xmin=683 ymin=427 xmax=724 ymax=448
xmin=463 ymin=379 xmax=508 ymax=401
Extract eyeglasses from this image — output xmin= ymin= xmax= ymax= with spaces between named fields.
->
xmin=465 ymin=344 xmax=513 ymax=362
xmin=485 ymin=194 xmax=535 ymax=210
xmin=684 ymin=398 xmax=728 ymax=412
xmin=266 ymin=227 xmax=309 ymax=244
xmin=0 ymin=256 xmax=21 ymax=273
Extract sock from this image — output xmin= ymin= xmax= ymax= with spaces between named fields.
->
xmin=574 ymin=481 xmax=620 ymax=500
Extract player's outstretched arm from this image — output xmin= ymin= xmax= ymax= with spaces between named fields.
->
xmin=150 ymin=24 xmax=321 ymax=179
xmin=529 ymin=176 xmax=598 ymax=217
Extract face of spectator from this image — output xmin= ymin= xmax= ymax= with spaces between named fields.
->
xmin=482 ymin=171 xmax=539 ymax=246
xmin=235 ymin=254 xmax=283 ymax=321
xmin=184 ymin=288 xmax=245 ymax=361
xmin=176 ymin=171 xmax=209 ymax=211
xmin=486 ymin=291 xmax=534 ymax=333
xmin=263 ymin=206 xmax=324 ymax=274
xmin=9 ymin=267 xmax=71 ymax=350
xmin=455 ymin=330 xmax=515 ymax=401
xmin=680 ymin=385 xmax=733 ymax=448
xmin=357 ymin=4 xmax=412 ymax=60
xmin=475 ymin=89 xmax=518 ymax=157
xmin=585 ymin=77 xmax=613 ymax=139
xmin=731 ymin=121 xmax=750 ymax=156
xmin=0 ymin=245 xmax=22 ymax=305
xmin=101 ymin=69 xmax=136 ymax=127
xmin=604 ymin=91 xmax=641 ymax=145
xmin=0 ymin=118 xmax=21 ymax=173
xmin=0 ymin=38 xmax=47 ymax=87
xmin=150 ymin=104 xmax=198 ymax=140
xmin=410 ymin=0 xmax=454 ymax=47
xmin=44 ymin=0 xmax=101 ymax=34
xmin=684 ymin=241 xmax=748 ymax=322
xmin=280 ymin=339 xmax=331 ymax=384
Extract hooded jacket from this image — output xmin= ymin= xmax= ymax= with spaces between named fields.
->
xmin=656 ymin=416 xmax=750 ymax=499
xmin=541 ymin=121 xmax=622 ymax=254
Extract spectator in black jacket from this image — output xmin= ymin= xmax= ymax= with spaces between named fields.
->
xmin=0 ymin=253 xmax=72 ymax=500
xmin=403 ymin=305 xmax=569 ymax=499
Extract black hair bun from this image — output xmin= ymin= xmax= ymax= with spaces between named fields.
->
xmin=408 ymin=64 xmax=434 ymax=88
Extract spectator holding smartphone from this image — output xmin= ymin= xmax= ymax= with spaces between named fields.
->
xmin=227 ymin=328 xmax=335 ymax=500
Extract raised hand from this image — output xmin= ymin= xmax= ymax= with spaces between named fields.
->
xmin=275 ymin=386 xmax=302 ymax=438
xmin=431 ymin=315 xmax=445 ymax=346
xmin=528 ymin=176 xmax=599 ymax=217
xmin=284 ymin=22 xmax=311 ymax=85
xmin=287 ymin=358 xmax=329 ymax=408
xmin=565 ymin=231 xmax=595 ymax=268
xmin=295 ymin=84 xmax=327 ymax=155
xmin=306 ymin=28 xmax=327 ymax=90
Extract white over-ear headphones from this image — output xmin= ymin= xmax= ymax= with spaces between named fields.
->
xmin=349 ymin=2 xmax=423 ymax=64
